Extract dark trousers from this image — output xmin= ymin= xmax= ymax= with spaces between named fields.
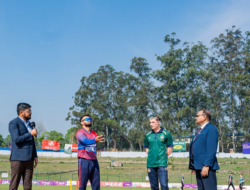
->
xmin=227 ymin=183 xmax=235 ymax=190
xmin=78 ymin=158 xmax=100 ymax=190
xmin=195 ymin=169 xmax=217 ymax=190
xmin=181 ymin=182 xmax=184 ymax=190
xmin=147 ymin=167 xmax=169 ymax=190
xmin=9 ymin=159 xmax=34 ymax=190
xmin=239 ymin=184 xmax=243 ymax=190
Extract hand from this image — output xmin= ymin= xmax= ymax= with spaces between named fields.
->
xmin=201 ymin=166 xmax=209 ymax=177
xmin=95 ymin=135 xmax=105 ymax=143
xmin=191 ymin=170 xmax=196 ymax=175
xmin=34 ymin=158 xmax=38 ymax=168
xmin=30 ymin=129 xmax=37 ymax=136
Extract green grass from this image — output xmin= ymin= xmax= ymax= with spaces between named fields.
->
xmin=0 ymin=155 xmax=250 ymax=185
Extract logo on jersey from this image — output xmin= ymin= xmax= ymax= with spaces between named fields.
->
xmin=160 ymin=135 xmax=164 ymax=139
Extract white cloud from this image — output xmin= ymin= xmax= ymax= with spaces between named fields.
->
xmin=197 ymin=0 xmax=250 ymax=47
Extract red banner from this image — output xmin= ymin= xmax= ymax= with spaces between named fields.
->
xmin=72 ymin=144 xmax=78 ymax=152
xmin=42 ymin=140 xmax=60 ymax=151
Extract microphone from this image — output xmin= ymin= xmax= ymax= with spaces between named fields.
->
xmin=30 ymin=122 xmax=37 ymax=138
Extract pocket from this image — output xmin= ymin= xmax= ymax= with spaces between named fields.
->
xmin=158 ymin=167 xmax=168 ymax=172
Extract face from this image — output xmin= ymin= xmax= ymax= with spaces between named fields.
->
xmin=81 ymin=116 xmax=92 ymax=127
xmin=20 ymin=108 xmax=32 ymax=120
xmin=195 ymin=111 xmax=206 ymax=125
xmin=150 ymin=118 xmax=160 ymax=130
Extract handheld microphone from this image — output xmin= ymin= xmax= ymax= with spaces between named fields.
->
xmin=30 ymin=122 xmax=37 ymax=138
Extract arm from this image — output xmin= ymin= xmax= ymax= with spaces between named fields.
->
xmin=166 ymin=132 xmax=173 ymax=156
xmin=76 ymin=131 xmax=96 ymax=145
xmin=204 ymin=126 xmax=219 ymax=166
xmin=167 ymin=147 xmax=173 ymax=156
xmin=145 ymin=148 xmax=149 ymax=155
xmin=9 ymin=121 xmax=32 ymax=145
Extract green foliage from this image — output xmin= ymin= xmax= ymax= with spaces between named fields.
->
xmin=65 ymin=26 xmax=250 ymax=152
xmin=0 ymin=134 xmax=4 ymax=146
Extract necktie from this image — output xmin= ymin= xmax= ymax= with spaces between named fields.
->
xmin=194 ymin=127 xmax=202 ymax=141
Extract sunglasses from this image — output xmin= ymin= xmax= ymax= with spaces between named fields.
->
xmin=81 ymin=118 xmax=92 ymax=122
xmin=150 ymin=114 xmax=156 ymax=117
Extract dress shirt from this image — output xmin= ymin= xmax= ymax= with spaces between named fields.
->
xmin=18 ymin=116 xmax=32 ymax=132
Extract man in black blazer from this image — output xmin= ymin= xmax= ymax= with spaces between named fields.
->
xmin=9 ymin=103 xmax=38 ymax=190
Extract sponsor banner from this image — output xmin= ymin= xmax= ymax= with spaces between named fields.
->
xmin=1 ymin=180 xmax=249 ymax=189
xmin=169 ymin=183 xmax=181 ymax=188
xmin=1 ymin=180 xmax=10 ymax=185
xmin=64 ymin=144 xmax=72 ymax=154
xmin=100 ymin=182 xmax=123 ymax=187
xmin=173 ymin=141 xmax=186 ymax=152
xmin=32 ymin=180 xmax=39 ymax=185
xmin=39 ymin=180 xmax=55 ymax=185
xmin=54 ymin=181 xmax=67 ymax=186
xmin=72 ymin=144 xmax=78 ymax=152
xmin=67 ymin=181 xmax=76 ymax=186
xmin=132 ymin=182 xmax=142 ymax=187
xmin=42 ymin=140 xmax=60 ymax=151
xmin=185 ymin=184 xmax=198 ymax=188
xmin=243 ymin=142 xmax=250 ymax=154
xmin=141 ymin=183 xmax=151 ymax=188
xmin=123 ymin=182 xmax=132 ymax=187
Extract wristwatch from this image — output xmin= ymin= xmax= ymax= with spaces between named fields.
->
xmin=204 ymin=165 xmax=209 ymax=167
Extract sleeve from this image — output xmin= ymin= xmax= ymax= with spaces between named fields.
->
xmin=143 ymin=134 xmax=149 ymax=148
xmin=76 ymin=130 xmax=96 ymax=145
xmin=9 ymin=121 xmax=33 ymax=145
xmin=166 ymin=132 xmax=173 ymax=147
xmin=204 ymin=126 xmax=219 ymax=166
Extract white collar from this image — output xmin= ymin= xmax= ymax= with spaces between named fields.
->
xmin=200 ymin=122 xmax=209 ymax=130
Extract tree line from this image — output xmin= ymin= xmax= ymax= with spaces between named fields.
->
xmin=66 ymin=26 xmax=250 ymax=153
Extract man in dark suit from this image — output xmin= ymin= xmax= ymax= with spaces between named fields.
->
xmin=189 ymin=110 xmax=219 ymax=190
xmin=9 ymin=103 xmax=38 ymax=190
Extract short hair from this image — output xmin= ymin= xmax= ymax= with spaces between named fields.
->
xmin=80 ymin=114 xmax=91 ymax=122
xmin=231 ymin=172 xmax=234 ymax=175
xmin=149 ymin=114 xmax=161 ymax=121
xmin=201 ymin=110 xmax=211 ymax=121
xmin=17 ymin=103 xmax=31 ymax=115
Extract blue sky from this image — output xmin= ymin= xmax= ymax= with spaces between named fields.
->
xmin=0 ymin=0 xmax=250 ymax=138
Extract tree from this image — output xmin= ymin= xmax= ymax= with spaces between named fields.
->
xmin=0 ymin=134 xmax=4 ymax=147
xmin=129 ymin=57 xmax=154 ymax=151
xmin=3 ymin=135 xmax=12 ymax=147
xmin=152 ymin=33 xmax=188 ymax=138
xmin=210 ymin=26 xmax=247 ymax=151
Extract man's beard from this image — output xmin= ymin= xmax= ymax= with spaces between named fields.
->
xmin=85 ymin=123 xmax=92 ymax=127
xmin=24 ymin=115 xmax=31 ymax=120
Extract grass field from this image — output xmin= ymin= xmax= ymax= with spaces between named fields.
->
xmin=0 ymin=155 xmax=249 ymax=186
